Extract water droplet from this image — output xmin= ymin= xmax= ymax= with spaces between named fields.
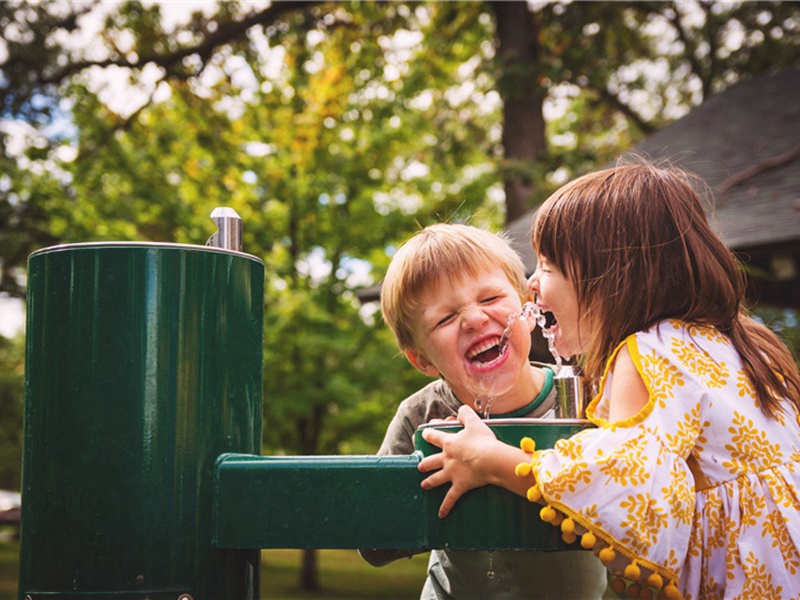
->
xmin=525 ymin=301 xmax=563 ymax=371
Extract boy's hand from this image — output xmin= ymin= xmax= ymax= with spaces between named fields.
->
xmin=417 ymin=405 xmax=501 ymax=518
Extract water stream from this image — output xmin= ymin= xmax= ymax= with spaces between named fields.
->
xmin=471 ymin=302 xmax=561 ymax=418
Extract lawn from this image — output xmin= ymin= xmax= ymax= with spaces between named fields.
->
xmin=0 ymin=542 xmax=428 ymax=600
xmin=2 ymin=543 xmax=619 ymax=599
xmin=261 ymin=549 xmax=428 ymax=599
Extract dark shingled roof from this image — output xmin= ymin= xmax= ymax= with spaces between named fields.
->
xmin=509 ymin=67 xmax=800 ymax=272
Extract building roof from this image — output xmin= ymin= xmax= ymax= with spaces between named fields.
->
xmin=508 ymin=67 xmax=800 ymax=272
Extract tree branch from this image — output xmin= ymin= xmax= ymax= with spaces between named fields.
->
xmin=39 ymin=1 xmax=315 ymax=85
xmin=595 ymin=86 xmax=655 ymax=135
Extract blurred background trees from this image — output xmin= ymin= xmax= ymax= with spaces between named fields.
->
xmin=1 ymin=0 xmax=798 ymax=589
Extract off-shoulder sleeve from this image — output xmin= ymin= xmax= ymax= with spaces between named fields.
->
xmin=523 ymin=329 xmax=702 ymax=594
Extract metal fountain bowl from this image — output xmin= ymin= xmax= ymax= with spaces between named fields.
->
xmin=415 ymin=417 xmax=593 ymax=454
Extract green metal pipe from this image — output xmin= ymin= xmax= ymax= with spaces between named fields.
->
xmin=213 ymin=420 xmax=591 ymax=552
xmin=20 ymin=243 xmax=264 ymax=600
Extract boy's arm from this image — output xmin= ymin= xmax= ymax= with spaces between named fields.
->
xmin=358 ymin=547 xmax=420 ymax=567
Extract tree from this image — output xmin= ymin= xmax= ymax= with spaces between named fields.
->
xmin=1 ymin=0 xmax=798 ymax=590
xmin=0 ymin=335 xmax=24 ymax=489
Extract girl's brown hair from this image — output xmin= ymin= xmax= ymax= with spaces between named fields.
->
xmin=532 ymin=160 xmax=800 ymax=417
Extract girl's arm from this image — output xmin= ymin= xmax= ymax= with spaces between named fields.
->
xmin=607 ymin=344 xmax=649 ymax=422
xmin=417 ymin=405 xmax=532 ymax=517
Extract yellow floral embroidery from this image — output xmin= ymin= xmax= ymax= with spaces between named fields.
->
xmin=763 ymin=508 xmax=800 ymax=575
xmin=663 ymin=461 xmax=693 ymax=525
xmin=723 ymin=412 xmax=784 ymax=474
xmin=671 ymin=338 xmax=730 ymax=389
xmin=725 ymin=517 xmax=740 ymax=583
xmin=738 ymin=552 xmax=784 ymax=598
xmin=598 ymin=436 xmax=651 ymax=487
xmin=684 ymin=322 xmax=730 ymax=346
xmin=553 ymin=435 xmax=586 ymax=461
xmin=762 ymin=469 xmax=798 ymax=510
xmin=700 ymin=576 xmax=723 ymax=599
xmin=581 ymin=503 xmax=600 ymax=523
xmin=544 ymin=461 xmax=592 ymax=500
xmin=665 ymin=404 xmax=705 ymax=457
xmin=739 ymin=481 xmax=766 ymax=528
xmin=736 ymin=370 xmax=755 ymax=399
xmin=664 ymin=547 xmax=682 ymax=573
xmin=639 ymin=350 xmax=684 ymax=409
xmin=704 ymin=493 xmax=726 ymax=553
xmin=534 ymin=320 xmax=800 ymax=597
xmin=619 ymin=492 xmax=668 ymax=556
xmin=688 ymin=509 xmax=703 ymax=560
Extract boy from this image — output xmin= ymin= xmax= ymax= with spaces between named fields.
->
xmin=359 ymin=224 xmax=606 ymax=599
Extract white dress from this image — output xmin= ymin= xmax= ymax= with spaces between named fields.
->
xmin=526 ymin=320 xmax=800 ymax=599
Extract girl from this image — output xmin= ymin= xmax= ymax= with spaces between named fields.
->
xmin=418 ymin=162 xmax=800 ymax=599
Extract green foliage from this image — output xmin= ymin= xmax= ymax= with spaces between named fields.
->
xmin=753 ymin=307 xmax=800 ymax=366
xmin=0 ymin=0 xmax=797 ymax=591
xmin=0 ymin=0 xmax=797 ymax=487
xmin=13 ymin=2 xmax=496 ymax=457
xmin=0 ymin=335 xmax=23 ymax=489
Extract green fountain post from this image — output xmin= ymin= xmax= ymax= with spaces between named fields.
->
xmin=19 ymin=227 xmax=264 ymax=597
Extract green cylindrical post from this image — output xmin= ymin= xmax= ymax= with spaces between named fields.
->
xmin=19 ymin=243 xmax=264 ymax=600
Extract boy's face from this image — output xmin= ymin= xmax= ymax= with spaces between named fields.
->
xmin=405 ymin=267 xmax=534 ymax=405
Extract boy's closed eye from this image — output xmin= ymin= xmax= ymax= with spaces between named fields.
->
xmin=434 ymin=313 xmax=456 ymax=328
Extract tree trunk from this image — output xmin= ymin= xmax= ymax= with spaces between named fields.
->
xmin=491 ymin=1 xmax=547 ymax=224
xmin=299 ymin=548 xmax=320 ymax=591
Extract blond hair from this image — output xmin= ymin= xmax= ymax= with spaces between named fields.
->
xmin=532 ymin=161 xmax=800 ymax=416
xmin=381 ymin=223 xmax=528 ymax=350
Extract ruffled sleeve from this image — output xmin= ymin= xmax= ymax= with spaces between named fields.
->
xmin=520 ymin=326 xmax=705 ymax=596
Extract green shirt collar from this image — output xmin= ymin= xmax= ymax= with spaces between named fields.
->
xmin=491 ymin=366 xmax=554 ymax=419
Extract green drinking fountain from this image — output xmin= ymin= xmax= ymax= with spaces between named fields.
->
xmin=19 ymin=211 xmax=589 ymax=600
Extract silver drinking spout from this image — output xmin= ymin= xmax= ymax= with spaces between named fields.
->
xmin=554 ymin=365 xmax=586 ymax=419
xmin=207 ymin=207 xmax=243 ymax=252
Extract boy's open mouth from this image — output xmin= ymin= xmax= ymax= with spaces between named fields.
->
xmin=467 ymin=337 xmax=503 ymax=365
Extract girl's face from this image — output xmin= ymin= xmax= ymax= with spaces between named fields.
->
xmin=406 ymin=267 xmax=537 ymax=408
xmin=528 ymin=256 xmax=585 ymax=359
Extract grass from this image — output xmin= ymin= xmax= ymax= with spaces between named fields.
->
xmin=0 ymin=541 xmax=17 ymax=600
xmin=2 ymin=543 xmax=620 ymax=599
xmin=261 ymin=549 xmax=428 ymax=599
xmin=0 ymin=542 xmax=428 ymax=600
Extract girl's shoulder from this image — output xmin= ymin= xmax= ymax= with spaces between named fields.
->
xmin=632 ymin=319 xmax=730 ymax=354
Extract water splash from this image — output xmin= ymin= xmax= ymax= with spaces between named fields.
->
xmin=498 ymin=301 xmax=562 ymax=371
xmin=474 ymin=394 xmax=493 ymax=418
xmin=470 ymin=302 xmax=563 ymax=418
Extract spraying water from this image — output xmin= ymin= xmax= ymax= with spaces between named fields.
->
xmin=499 ymin=301 xmax=562 ymax=371
xmin=471 ymin=301 xmax=562 ymax=419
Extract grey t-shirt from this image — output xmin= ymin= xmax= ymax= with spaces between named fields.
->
xmin=361 ymin=365 xmax=608 ymax=599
